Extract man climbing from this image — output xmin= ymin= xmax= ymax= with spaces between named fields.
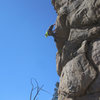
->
xmin=45 ymin=24 xmax=56 ymax=41
xmin=45 ymin=24 xmax=63 ymax=54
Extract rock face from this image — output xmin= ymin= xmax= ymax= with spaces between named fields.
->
xmin=51 ymin=0 xmax=100 ymax=100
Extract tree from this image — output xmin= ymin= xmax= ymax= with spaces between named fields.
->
xmin=52 ymin=82 xmax=59 ymax=100
xmin=30 ymin=78 xmax=50 ymax=100
xmin=30 ymin=78 xmax=43 ymax=100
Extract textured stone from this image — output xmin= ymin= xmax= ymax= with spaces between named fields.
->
xmin=75 ymin=93 xmax=100 ymax=100
xmin=59 ymin=93 xmax=100 ymax=100
xmin=56 ymin=28 xmax=100 ymax=77
xmin=92 ymin=40 xmax=100 ymax=70
xmin=59 ymin=53 xmax=96 ymax=98
xmin=53 ymin=0 xmax=100 ymax=28
xmin=51 ymin=0 xmax=100 ymax=100
xmin=55 ymin=15 xmax=70 ymax=51
xmin=56 ymin=40 xmax=81 ymax=76
xmin=68 ymin=27 xmax=100 ymax=42
xmin=87 ymin=40 xmax=100 ymax=94
xmin=56 ymin=52 xmax=62 ymax=76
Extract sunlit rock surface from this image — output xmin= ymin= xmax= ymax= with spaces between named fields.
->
xmin=51 ymin=0 xmax=100 ymax=99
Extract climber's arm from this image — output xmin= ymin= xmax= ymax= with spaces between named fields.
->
xmin=49 ymin=24 xmax=55 ymax=30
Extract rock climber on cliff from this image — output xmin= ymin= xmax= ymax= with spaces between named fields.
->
xmin=45 ymin=24 xmax=63 ymax=54
xmin=45 ymin=24 xmax=56 ymax=41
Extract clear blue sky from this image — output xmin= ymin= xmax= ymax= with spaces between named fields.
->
xmin=0 ymin=0 xmax=59 ymax=100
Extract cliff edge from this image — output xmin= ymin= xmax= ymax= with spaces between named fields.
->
xmin=51 ymin=0 xmax=100 ymax=100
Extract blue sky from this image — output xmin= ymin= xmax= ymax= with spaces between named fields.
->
xmin=0 ymin=0 xmax=59 ymax=100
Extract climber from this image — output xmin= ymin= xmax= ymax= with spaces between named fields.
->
xmin=45 ymin=24 xmax=56 ymax=41
xmin=45 ymin=24 xmax=62 ymax=54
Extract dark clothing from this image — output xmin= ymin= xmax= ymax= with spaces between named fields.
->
xmin=48 ymin=25 xmax=54 ymax=32
xmin=47 ymin=25 xmax=56 ymax=41
xmin=48 ymin=25 xmax=54 ymax=35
